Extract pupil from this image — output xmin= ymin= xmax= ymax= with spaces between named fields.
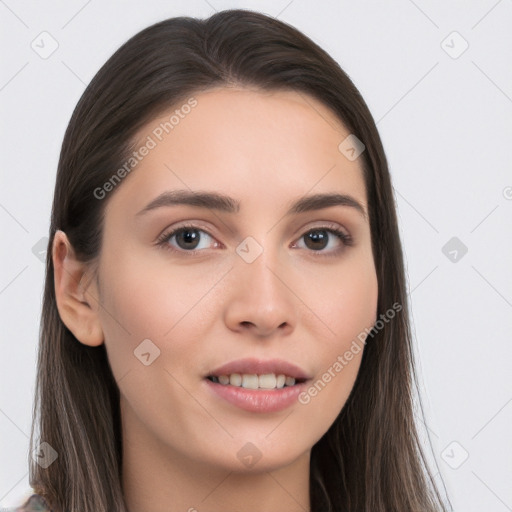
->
xmin=305 ymin=230 xmax=328 ymax=250
xmin=176 ymin=229 xmax=200 ymax=249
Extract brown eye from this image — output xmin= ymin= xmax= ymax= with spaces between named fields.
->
xmin=293 ymin=226 xmax=352 ymax=256
xmin=157 ymin=225 xmax=218 ymax=253
xmin=174 ymin=228 xmax=201 ymax=250
xmin=303 ymin=229 xmax=329 ymax=250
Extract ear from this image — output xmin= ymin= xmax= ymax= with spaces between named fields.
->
xmin=52 ymin=230 xmax=104 ymax=347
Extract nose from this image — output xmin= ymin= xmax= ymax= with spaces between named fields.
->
xmin=223 ymin=247 xmax=298 ymax=337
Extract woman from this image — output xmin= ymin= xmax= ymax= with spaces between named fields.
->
xmin=17 ymin=8 xmax=450 ymax=512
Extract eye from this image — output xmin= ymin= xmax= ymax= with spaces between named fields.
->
xmin=156 ymin=223 xmax=353 ymax=256
xmin=156 ymin=224 xmax=220 ymax=253
xmin=292 ymin=226 xmax=353 ymax=255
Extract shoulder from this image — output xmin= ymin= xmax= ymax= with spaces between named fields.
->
xmin=11 ymin=494 xmax=53 ymax=512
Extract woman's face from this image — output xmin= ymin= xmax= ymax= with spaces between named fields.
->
xmin=92 ymin=87 xmax=378 ymax=473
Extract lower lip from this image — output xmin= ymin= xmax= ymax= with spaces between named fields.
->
xmin=204 ymin=378 xmax=307 ymax=413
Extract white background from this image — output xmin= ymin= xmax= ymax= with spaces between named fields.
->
xmin=1 ymin=1 xmax=511 ymax=510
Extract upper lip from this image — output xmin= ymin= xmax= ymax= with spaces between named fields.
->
xmin=207 ymin=358 xmax=311 ymax=381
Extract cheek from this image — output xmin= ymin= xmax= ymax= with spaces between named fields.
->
xmin=100 ymin=246 xmax=217 ymax=332
xmin=334 ymin=266 xmax=378 ymax=336
xmin=295 ymin=252 xmax=378 ymax=343
xmin=96 ymin=252 xmax=227 ymax=380
xmin=294 ymin=254 xmax=377 ymax=420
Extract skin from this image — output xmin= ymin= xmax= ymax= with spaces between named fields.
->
xmin=53 ymin=87 xmax=378 ymax=512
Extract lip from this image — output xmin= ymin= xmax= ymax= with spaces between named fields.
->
xmin=206 ymin=357 xmax=311 ymax=380
xmin=204 ymin=378 xmax=309 ymax=413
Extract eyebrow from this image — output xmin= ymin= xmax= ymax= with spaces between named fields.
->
xmin=136 ymin=190 xmax=367 ymax=220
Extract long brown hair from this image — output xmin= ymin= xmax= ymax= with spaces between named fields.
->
xmin=29 ymin=9 xmax=450 ymax=511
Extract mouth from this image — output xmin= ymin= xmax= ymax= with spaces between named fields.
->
xmin=205 ymin=357 xmax=311 ymax=388
xmin=203 ymin=357 xmax=312 ymax=412
xmin=206 ymin=373 xmax=307 ymax=389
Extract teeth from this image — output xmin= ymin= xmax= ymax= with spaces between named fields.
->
xmin=285 ymin=376 xmax=295 ymax=387
xmin=212 ymin=373 xmax=297 ymax=389
xmin=276 ymin=374 xmax=286 ymax=388
xmin=242 ymin=374 xmax=259 ymax=389
xmin=230 ymin=374 xmax=242 ymax=386
xmin=218 ymin=375 xmax=230 ymax=385
xmin=258 ymin=374 xmax=276 ymax=389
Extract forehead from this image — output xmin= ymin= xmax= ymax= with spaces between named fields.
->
xmin=106 ymin=87 xmax=367 ymax=217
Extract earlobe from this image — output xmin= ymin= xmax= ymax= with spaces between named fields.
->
xmin=52 ymin=230 xmax=104 ymax=347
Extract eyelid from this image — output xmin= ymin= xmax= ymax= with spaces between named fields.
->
xmin=292 ymin=220 xmax=350 ymax=240
xmin=156 ymin=221 xmax=215 ymax=240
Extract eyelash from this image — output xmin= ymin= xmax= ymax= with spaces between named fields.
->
xmin=155 ymin=222 xmax=354 ymax=258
